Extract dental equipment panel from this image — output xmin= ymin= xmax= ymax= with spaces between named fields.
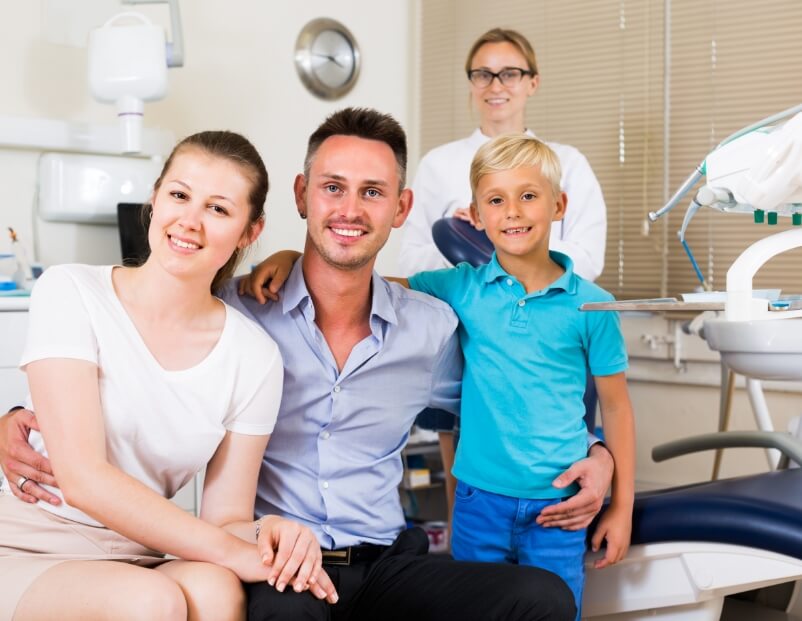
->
xmin=88 ymin=0 xmax=184 ymax=154
xmin=648 ymin=103 xmax=802 ymax=322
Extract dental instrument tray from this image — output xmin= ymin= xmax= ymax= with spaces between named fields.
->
xmin=580 ymin=298 xmax=724 ymax=312
xmin=582 ymin=296 xmax=802 ymax=312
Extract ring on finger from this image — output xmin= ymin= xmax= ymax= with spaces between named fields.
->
xmin=16 ymin=475 xmax=30 ymax=492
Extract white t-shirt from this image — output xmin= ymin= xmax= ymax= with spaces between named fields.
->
xmin=8 ymin=264 xmax=283 ymax=526
xmin=398 ymin=128 xmax=607 ymax=281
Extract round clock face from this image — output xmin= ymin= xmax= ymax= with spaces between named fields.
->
xmin=311 ymin=30 xmax=356 ymax=89
xmin=295 ymin=18 xmax=360 ymax=100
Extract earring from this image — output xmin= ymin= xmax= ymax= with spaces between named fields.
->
xmin=299 ymin=213 xmax=307 ymax=220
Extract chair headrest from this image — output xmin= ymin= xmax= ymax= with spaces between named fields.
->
xmin=432 ymin=218 xmax=494 ymax=268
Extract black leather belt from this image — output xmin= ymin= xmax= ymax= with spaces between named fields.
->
xmin=322 ymin=544 xmax=388 ymax=566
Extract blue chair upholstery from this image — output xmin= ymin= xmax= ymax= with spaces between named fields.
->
xmin=431 ymin=217 xmax=494 ymax=266
xmin=629 ymin=468 xmax=802 ymax=558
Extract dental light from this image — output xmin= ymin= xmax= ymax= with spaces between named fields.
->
xmin=87 ymin=0 xmax=184 ymax=154
xmin=649 ymin=103 xmax=802 ymax=321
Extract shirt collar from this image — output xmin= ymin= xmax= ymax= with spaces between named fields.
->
xmin=470 ymin=127 xmax=538 ymax=147
xmin=483 ymin=251 xmax=578 ymax=294
xmin=280 ymin=258 xmax=398 ymax=325
xmin=280 ymin=260 xmax=312 ymax=315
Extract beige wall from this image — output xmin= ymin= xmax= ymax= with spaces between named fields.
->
xmin=621 ymin=314 xmax=802 ymax=488
xmin=0 ymin=0 xmax=413 ymax=273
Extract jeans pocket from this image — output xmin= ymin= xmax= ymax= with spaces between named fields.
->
xmin=454 ymin=480 xmax=478 ymax=502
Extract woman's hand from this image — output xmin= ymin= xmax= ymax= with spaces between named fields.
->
xmin=256 ymin=516 xmax=338 ymax=603
xmin=223 ymin=537 xmax=273 ymax=583
xmin=237 ymin=250 xmax=302 ymax=304
xmin=452 ymin=208 xmax=482 ymax=229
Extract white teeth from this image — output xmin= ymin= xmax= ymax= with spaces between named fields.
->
xmin=332 ymin=228 xmax=364 ymax=237
xmin=504 ymin=227 xmax=531 ymax=234
xmin=172 ymin=237 xmax=200 ymax=249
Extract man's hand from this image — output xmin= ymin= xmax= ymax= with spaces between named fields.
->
xmin=536 ymin=443 xmax=613 ymax=530
xmin=0 ymin=408 xmax=60 ymax=505
xmin=256 ymin=516 xmax=338 ymax=604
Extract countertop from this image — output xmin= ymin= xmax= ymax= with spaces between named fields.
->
xmin=0 ymin=295 xmax=30 ymax=311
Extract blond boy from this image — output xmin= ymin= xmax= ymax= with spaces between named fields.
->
xmin=404 ymin=135 xmax=635 ymax=614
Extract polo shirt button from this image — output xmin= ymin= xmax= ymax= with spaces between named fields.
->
xmin=322 ymin=431 xmax=331 ymax=440
xmin=322 ymin=481 xmax=330 ymax=489
xmin=518 ymin=299 xmax=526 ymax=307
xmin=333 ymin=385 xmax=341 ymax=393
xmin=506 ymin=278 xmax=513 ymax=286
xmin=323 ymin=525 xmax=331 ymax=533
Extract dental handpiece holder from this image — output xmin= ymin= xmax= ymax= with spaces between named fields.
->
xmin=88 ymin=12 xmax=168 ymax=154
xmin=650 ymin=105 xmax=802 ymax=322
xmin=715 ymin=109 xmax=802 ymax=322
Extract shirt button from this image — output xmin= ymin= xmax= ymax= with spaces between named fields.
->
xmin=333 ymin=385 xmax=341 ymax=393
xmin=506 ymin=278 xmax=513 ymax=286
xmin=518 ymin=300 xmax=526 ymax=307
xmin=322 ymin=481 xmax=330 ymax=489
xmin=322 ymin=431 xmax=331 ymax=440
xmin=323 ymin=525 xmax=331 ymax=533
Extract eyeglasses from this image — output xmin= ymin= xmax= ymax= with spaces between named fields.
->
xmin=467 ymin=67 xmax=533 ymax=88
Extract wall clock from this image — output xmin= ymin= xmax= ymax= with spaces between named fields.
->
xmin=295 ymin=18 xmax=361 ymax=100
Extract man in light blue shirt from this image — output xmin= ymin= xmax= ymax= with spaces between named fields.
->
xmin=223 ymin=265 xmax=463 ymax=549
xmin=1 ymin=108 xmax=612 ymax=621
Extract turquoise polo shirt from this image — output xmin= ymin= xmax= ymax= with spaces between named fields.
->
xmin=409 ymin=252 xmax=628 ymax=499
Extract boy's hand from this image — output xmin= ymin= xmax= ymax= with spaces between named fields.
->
xmin=237 ymin=250 xmax=302 ymax=304
xmin=590 ymin=503 xmax=632 ymax=569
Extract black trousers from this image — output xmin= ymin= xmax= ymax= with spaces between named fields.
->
xmin=246 ymin=527 xmax=575 ymax=621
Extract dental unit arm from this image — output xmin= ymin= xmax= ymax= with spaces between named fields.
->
xmin=649 ymin=103 xmax=802 ymax=321
xmin=87 ymin=0 xmax=184 ymax=154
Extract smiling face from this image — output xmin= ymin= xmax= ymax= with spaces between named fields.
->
xmin=148 ymin=148 xmax=262 ymax=285
xmin=296 ymin=134 xmax=412 ymax=271
xmin=469 ymin=41 xmax=538 ymax=133
xmin=470 ymin=164 xmax=566 ymax=266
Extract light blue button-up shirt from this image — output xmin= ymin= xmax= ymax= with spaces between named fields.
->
xmin=221 ymin=261 xmax=461 ymax=548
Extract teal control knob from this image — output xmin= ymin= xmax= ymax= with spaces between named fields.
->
xmin=768 ymin=211 xmax=778 ymax=225
xmin=754 ymin=209 xmax=765 ymax=223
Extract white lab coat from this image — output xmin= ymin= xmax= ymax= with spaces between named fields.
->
xmin=399 ymin=129 xmax=607 ymax=281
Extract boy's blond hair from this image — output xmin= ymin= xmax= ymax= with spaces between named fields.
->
xmin=470 ymin=134 xmax=562 ymax=200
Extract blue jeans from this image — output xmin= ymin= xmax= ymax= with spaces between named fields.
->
xmin=451 ymin=481 xmax=586 ymax=619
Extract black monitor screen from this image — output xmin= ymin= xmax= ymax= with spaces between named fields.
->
xmin=117 ymin=203 xmax=151 ymax=265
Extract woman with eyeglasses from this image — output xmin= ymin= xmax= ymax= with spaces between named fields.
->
xmin=398 ymin=27 xmax=606 ymax=282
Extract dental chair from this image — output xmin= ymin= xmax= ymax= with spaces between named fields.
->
xmin=432 ymin=217 xmax=802 ymax=620
xmin=583 ymin=432 xmax=802 ymax=620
